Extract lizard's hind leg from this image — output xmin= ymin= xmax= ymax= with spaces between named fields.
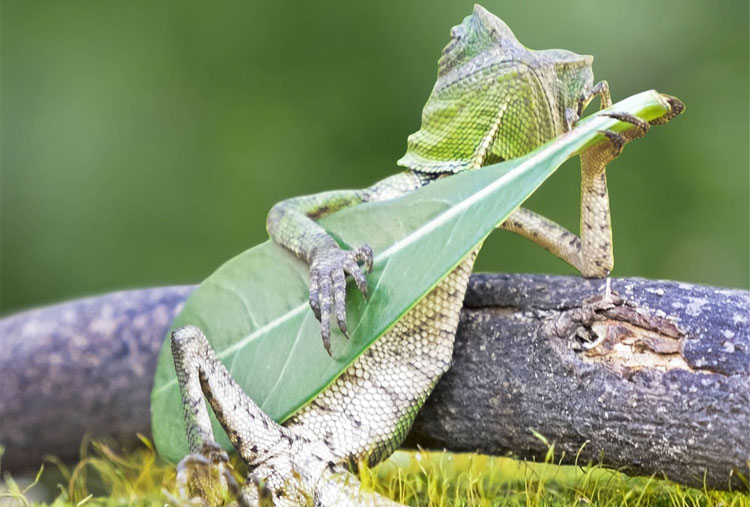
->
xmin=171 ymin=325 xmax=289 ymax=505
xmin=172 ymin=325 xmax=287 ymax=463
xmin=172 ymin=325 xmax=401 ymax=505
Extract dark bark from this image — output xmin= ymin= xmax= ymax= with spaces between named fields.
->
xmin=1 ymin=276 xmax=748 ymax=490
xmin=406 ymin=274 xmax=750 ymax=491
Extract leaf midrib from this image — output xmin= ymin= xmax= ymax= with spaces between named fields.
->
xmin=151 ymin=115 xmax=586 ymax=399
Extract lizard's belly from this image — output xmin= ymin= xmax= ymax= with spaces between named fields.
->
xmin=286 ymin=247 xmax=480 ymax=466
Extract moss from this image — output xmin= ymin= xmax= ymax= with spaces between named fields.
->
xmin=1 ymin=439 xmax=747 ymax=506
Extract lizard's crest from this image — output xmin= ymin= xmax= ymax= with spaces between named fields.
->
xmin=436 ymin=4 xmax=519 ymax=79
xmin=398 ymin=4 xmax=595 ymax=174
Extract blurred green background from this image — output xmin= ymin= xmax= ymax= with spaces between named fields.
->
xmin=2 ymin=0 xmax=748 ymax=315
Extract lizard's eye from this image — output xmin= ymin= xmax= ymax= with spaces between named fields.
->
xmin=443 ymin=25 xmax=466 ymax=56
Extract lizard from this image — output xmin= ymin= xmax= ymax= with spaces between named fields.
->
xmin=169 ymin=5 xmax=683 ymax=505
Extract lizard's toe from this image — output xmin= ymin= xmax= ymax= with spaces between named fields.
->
xmin=318 ymin=276 xmax=333 ymax=355
xmin=309 ymin=269 xmax=322 ymax=321
xmin=650 ymin=95 xmax=685 ymax=125
xmin=604 ymin=111 xmax=650 ymax=139
xmin=174 ymin=441 xmax=237 ymax=507
xmin=345 ymin=244 xmax=373 ymax=299
xmin=352 ymin=243 xmax=374 ymax=273
xmin=598 ymin=129 xmax=625 ymax=157
xmin=331 ymin=269 xmax=349 ymax=338
xmin=343 ymin=258 xmax=369 ymax=299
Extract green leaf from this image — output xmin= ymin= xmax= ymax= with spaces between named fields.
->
xmin=151 ymin=91 xmax=674 ymax=463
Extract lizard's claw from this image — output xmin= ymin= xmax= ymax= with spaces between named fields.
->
xmin=595 ymin=98 xmax=683 ymax=162
xmin=309 ymin=243 xmax=373 ymax=355
xmin=603 ymin=112 xmax=650 ymax=139
xmin=596 ymin=108 xmax=656 ymax=159
xmin=649 ymin=95 xmax=685 ymax=125
xmin=174 ymin=440 xmax=239 ymax=506
xmin=597 ymin=129 xmax=626 ymax=157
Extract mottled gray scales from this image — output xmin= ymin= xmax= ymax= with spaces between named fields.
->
xmin=287 ymin=251 xmax=477 ymax=467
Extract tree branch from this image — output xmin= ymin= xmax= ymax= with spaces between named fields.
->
xmin=1 ymin=276 xmax=747 ymax=490
xmin=407 ymin=274 xmax=749 ymax=491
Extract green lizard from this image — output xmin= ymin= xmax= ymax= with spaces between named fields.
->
xmin=169 ymin=5 xmax=683 ymax=505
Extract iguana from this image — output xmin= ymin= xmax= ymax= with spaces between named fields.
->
xmin=169 ymin=5 xmax=683 ymax=505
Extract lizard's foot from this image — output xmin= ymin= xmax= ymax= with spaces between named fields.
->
xmin=310 ymin=243 xmax=373 ymax=355
xmin=596 ymin=109 xmax=652 ymax=160
xmin=649 ymin=95 xmax=685 ymax=125
xmin=599 ymin=95 xmax=683 ymax=149
xmin=175 ymin=441 xmax=239 ymax=506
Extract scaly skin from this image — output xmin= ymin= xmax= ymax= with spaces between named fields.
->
xmin=171 ymin=5 xmax=683 ymax=505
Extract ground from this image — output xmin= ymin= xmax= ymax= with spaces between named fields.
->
xmin=1 ymin=439 xmax=747 ymax=506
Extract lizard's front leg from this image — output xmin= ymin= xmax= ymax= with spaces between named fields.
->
xmin=267 ymin=189 xmax=372 ymax=355
xmin=501 ymin=95 xmax=683 ymax=277
xmin=266 ymin=172 xmax=425 ymax=354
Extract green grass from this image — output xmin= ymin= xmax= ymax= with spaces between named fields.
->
xmin=1 ymin=438 xmax=747 ymax=506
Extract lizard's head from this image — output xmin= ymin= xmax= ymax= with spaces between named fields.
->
xmin=397 ymin=5 xmax=596 ymax=174
xmin=436 ymin=4 xmax=521 ymax=79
